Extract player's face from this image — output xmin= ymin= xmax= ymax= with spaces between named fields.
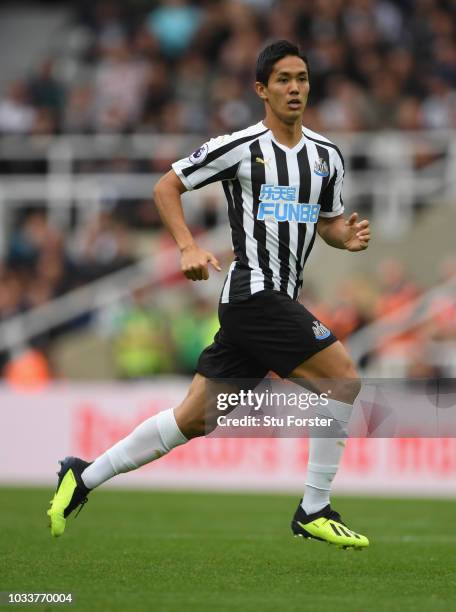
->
xmin=257 ymin=55 xmax=310 ymax=124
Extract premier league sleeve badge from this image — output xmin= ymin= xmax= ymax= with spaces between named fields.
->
xmin=189 ymin=143 xmax=209 ymax=165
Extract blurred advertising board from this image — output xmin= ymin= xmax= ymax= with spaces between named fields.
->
xmin=1 ymin=380 xmax=455 ymax=497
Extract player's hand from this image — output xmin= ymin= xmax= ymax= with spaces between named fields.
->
xmin=343 ymin=213 xmax=371 ymax=252
xmin=180 ymin=244 xmax=221 ymax=281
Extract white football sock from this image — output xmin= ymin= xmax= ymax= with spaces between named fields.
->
xmin=81 ymin=408 xmax=187 ymax=489
xmin=302 ymin=398 xmax=352 ymax=515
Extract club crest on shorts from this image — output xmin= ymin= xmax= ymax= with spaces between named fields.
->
xmin=312 ymin=320 xmax=331 ymax=340
xmin=189 ymin=143 xmax=209 ymax=165
xmin=314 ymin=158 xmax=329 ymax=177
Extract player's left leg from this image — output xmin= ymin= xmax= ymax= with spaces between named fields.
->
xmin=288 ymin=341 xmax=369 ymax=549
xmin=47 ymin=374 xmax=222 ymax=537
xmin=48 ymin=298 xmax=268 ymax=538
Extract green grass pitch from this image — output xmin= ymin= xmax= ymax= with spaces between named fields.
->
xmin=1 ymin=487 xmax=456 ymax=611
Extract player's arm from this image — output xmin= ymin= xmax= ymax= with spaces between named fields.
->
xmin=153 ymin=170 xmax=221 ymax=281
xmin=317 ymin=213 xmax=371 ymax=251
xmin=317 ymin=147 xmax=370 ymax=251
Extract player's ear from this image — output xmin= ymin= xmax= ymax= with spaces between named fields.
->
xmin=255 ymin=81 xmax=268 ymax=101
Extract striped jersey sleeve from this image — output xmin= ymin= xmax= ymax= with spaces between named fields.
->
xmin=172 ymin=123 xmax=268 ymax=191
xmin=318 ymin=147 xmax=344 ymax=218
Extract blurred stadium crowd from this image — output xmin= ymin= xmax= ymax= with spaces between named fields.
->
xmin=1 ymin=0 xmax=456 ymax=136
xmin=0 ymin=0 xmax=455 ymax=382
xmin=1 ymin=206 xmax=454 ymax=381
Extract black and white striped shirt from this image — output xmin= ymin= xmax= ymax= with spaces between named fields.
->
xmin=172 ymin=121 xmax=344 ymax=304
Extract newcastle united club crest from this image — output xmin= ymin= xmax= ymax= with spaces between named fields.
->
xmin=312 ymin=320 xmax=331 ymax=340
xmin=314 ymin=158 xmax=330 ymax=177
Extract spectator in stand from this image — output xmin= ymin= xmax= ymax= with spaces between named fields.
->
xmin=146 ymin=0 xmax=202 ymax=59
xmin=140 ymin=59 xmax=175 ymax=132
xmin=7 ymin=210 xmax=64 ymax=271
xmin=318 ymin=75 xmax=371 ymax=131
xmin=79 ymin=0 xmax=129 ymax=55
xmin=0 ymin=81 xmax=36 ymax=134
xmin=433 ymin=36 xmax=456 ymax=87
xmin=395 ymin=97 xmax=424 ymax=131
xmin=422 ymin=75 xmax=456 ymax=129
xmin=3 ymin=348 xmax=52 ymax=390
xmin=27 ymin=58 xmax=65 ymax=126
xmin=329 ymin=278 xmax=376 ymax=341
xmin=170 ymin=296 xmax=219 ymax=375
xmin=375 ymin=258 xmax=421 ymax=319
xmin=63 ymin=84 xmax=94 ymax=133
xmin=385 ymin=47 xmax=424 ymax=99
xmin=74 ymin=211 xmax=135 ymax=280
xmin=366 ymin=72 xmax=403 ymax=130
xmin=173 ymin=53 xmax=211 ymax=133
xmin=217 ymin=2 xmax=262 ymax=79
xmin=107 ymin=288 xmax=173 ymax=379
xmin=209 ymin=75 xmax=255 ymax=132
xmin=93 ymin=38 xmax=149 ymax=132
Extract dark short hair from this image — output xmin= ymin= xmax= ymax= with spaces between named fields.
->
xmin=256 ymin=40 xmax=309 ymax=85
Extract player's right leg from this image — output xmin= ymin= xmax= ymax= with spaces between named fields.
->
xmin=288 ymin=341 xmax=369 ymax=549
xmin=47 ymin=373 xmax=217 ymax=537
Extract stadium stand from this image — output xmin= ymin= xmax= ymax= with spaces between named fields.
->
xmin=0 ymin=0 xmax=455 ymax=380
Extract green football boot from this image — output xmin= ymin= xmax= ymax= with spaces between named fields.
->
xmin=291 ymin=500 xmax=369 ymax=550
xmin=47 ymin=457 xmax=92 ymax=537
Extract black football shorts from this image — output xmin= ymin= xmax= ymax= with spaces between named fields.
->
xmin=196 ymin=290 xmax=337 ymax=380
